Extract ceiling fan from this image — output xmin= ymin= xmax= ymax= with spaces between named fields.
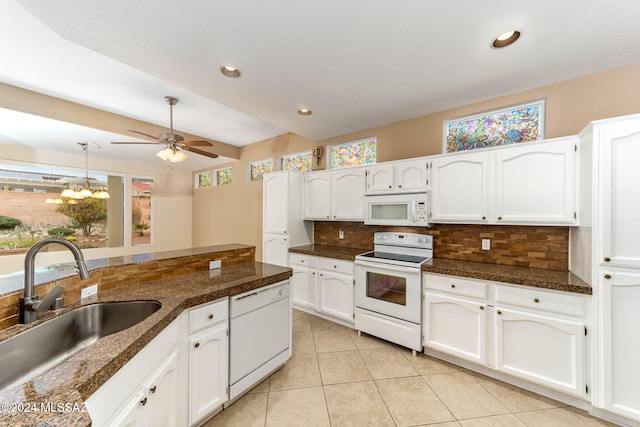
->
xmin=110 ymin=96 xmax=219 ymax=163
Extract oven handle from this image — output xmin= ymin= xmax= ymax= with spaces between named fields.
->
xmin=355 ymin=260 xmax=421 ymax=274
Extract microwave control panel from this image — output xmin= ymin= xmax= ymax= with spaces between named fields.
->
xmin=416 ymin=201 xmax=428 ymax=226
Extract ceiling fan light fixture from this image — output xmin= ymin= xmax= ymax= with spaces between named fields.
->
xmin=491 ymin=30 xmax=521 ymax=49
xmin=156 ymin=146 xmax=187 ymax=162
xmin=220 ymin=65 xmax=242 ymax=78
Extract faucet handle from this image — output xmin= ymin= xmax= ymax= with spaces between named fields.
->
xmin=32 ymin=285 xmax=64 ymax=312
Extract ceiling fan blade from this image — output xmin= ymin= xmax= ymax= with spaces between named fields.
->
xmin=182 ymin=140 xmax=213 ymax=147
xmin=128 ymin=129 xmax=160 ymax=141
xmin=110 ymin=141 xmax=162 ymax=145
xmin=183 ymin=146 xmax=219 ymax=159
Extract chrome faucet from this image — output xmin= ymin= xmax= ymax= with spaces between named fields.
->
xmin=19 ymin=237 xmax=90 ymax=324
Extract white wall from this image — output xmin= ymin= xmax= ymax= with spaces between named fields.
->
xmin=0 ymin=143 xmax=193 ymax=275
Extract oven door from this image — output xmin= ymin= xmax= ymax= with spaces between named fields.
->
xmin=354 ymin=259 xmax=422 ymax=324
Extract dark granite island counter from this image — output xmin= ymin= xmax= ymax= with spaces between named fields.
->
xmin=0 ymin=245 xmax=291 ymax=426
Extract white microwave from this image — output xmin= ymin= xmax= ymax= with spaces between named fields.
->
xmin=364 ymin=192 xmax=429 ymax=227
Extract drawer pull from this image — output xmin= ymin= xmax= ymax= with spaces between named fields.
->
xmin=604 ymin=257 xmax=611 ymax=262
xmin=479 ymin=306 xmax=484 ymax=310
xmin=194 ymin=342 xmax=200 ymax=348
xmin=451 ymin=284 xmax=456 ymax=288
xmin=604 ymin=274 xmax=612 ymax=280
xmin=141 ymin=397 xmax=148 ymax=406
xmin=534 ymin=298 xmax=540 ymax=303
xmin=497 ymin=310 xmax=502 ymax=315
xmin=150 ymin=385 xmax=157 ymax=394
xmin=208 ymin=314 xmax=214 ymax=319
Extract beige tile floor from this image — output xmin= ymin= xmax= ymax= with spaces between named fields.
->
xmin=205 ymin=309 xmax=616 ymax=427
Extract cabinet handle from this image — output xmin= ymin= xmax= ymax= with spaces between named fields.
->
xmin=604 ymin=274 xmax=612 ymax=280
xmin=604 ymin=257 xmax=611 ymax=262
xmin=534 ymin=298 xmax=540 ymax=303
xmin=208 ymin=314 xmax=214 ymax=320
xmin=194 ymin=342 xmax=200 ymax=348
xmin=497 ymin=310 xmax=502 ymax=315
xmin=150 ymin=385 xmax=157 ymax=394
xmin=140 ymin=397 xmax=148 ymax=406
xmin=479 ymin=306 xmax=484 ymax=310
xmin=450 ymin=284 xmax=456 ymax=288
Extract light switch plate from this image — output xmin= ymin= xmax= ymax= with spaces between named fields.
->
xmin=209 ymin=260 xmax=222 ymax=269
xmin=482 ymin=239 xmax=491 ymax=251
xmin=339 ymin=229 xmax=344 ymax=240
xmin=81 ymin=284 xmax=98 ymax=299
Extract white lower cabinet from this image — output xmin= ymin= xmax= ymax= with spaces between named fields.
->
xmin=290 ymin=253 xmax=354 ymax=324
xmin=423 ymin=273 xmax=588 ymax=400
xmin=187 ymin=298 xmax=229 ymax=426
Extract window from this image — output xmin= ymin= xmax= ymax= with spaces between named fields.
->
xmin=281 ymin=151 xmax=312 ymax=173
xmin=329 ymin=137 xmax=377 ymax=169
xmin=195 ymin=171 xmax=212 ymax=188
xmin=249 ymin=159 xmax=273 ymax=181
xmin=216 ymin=167 xmax=232 ymax=185
xmin=132 ymin=178 xmax=152 ymax=246
xmin=444 ymin=99 xmax=545 ymax=153
xmin=0 ymin=164 xmax=124 ymax=255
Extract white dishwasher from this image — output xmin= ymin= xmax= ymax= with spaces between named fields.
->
xmin=228 ymin=280 xmax=290 ymax=402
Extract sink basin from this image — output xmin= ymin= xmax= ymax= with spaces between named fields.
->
xmin=0 ymin=300 xmax=161 ymax=390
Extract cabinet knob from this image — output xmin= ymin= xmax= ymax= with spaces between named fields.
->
xmin=497 ymin=216 xmax=502 ymax=220
xmin=479 ymin=306 xmax=484 ymax=310
xmin=334 ymin=265 xmax=337 ymax=269
xmin=326 ymin=216 xmax=330 ymax=219
xmin=388 ymin=185 xmax=392 ymax=189
xmin=450 ymin=284 xmax=456 ymax=288
xmin=497 ymin=310 xmax=502 ymax=315
xmin=150 ymin=385 xmax=157 ymax=394
xmin=534 ymin=298 xmax=540 ymax=303
xmin=398 ymin=185 xmax=402 ymax=188
xmin=140 ymin=397 xmax=148 ymax=406
xmin=604 ymin=274 xmax=612 ymax=280
xmin=208 ymin=314 xmax=214 ymax=319
xmin=301 ymin=259 xmax=304 ymax=263
xmin=194 ymin=342 xmax=200 ymax=348
xmin=604 ymin=257 xmax=611 ymax=262
xmin=284 ymin=230 xmax=287 ymax=234
xmin=482 ymin=216 xmax=486 ymax=220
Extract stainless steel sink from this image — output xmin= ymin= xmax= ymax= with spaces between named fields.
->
xmin=0 ymin=300 xmax=161 ymax=390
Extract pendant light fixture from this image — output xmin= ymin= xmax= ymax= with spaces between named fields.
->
xmin=57 ymin=142 xmax=110 ymax=202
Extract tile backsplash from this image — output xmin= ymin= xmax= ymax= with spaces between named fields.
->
xmin=313 ymin=222 xmax=569 ymax=271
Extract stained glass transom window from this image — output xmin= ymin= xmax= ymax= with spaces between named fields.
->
xmin=444 ymin=100 xmax=545 ymax=153
xmin=329 ymin=137 xmax=377 ymax=169
xmin=281 ymin=152 xmax=312 ymax=173
xmin=250 ymin=160 xmax=273 ymax=181
xmin=216 ymin=167 xmax=232 ymax=185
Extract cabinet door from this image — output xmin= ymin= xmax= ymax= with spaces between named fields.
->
xmin=422 ymin=292 xmax=487 ymax=365
xmin=430 ymin=152 xmax=491 ymax=223
xmin=263 ymin=233 xmax=288 ymax=267
xmin=145 ymin=349 xmax=180 ymax=427
xmin=110 ymin=389 xmax=147 ymax=427
xmin=188 ymin=323 xmax=228 ymax=425
xmin=365 ymin=164 xmax=395 ymax=194
xmin=263 ymin=172 xmax=289 ymax=234
xmin=304 ymin=172 xmax=332 ymax=220
xmin=599 ymin=271 xmax=640 ymax=420
xmin=318 ymin=271 xmax=354 ymax=322
xmin=332 ymin=168 xmax=366 ymax=221
xmin=600 ymin=129 xmax=640 ymax=268
xmin=494 ymin=307 xmax=585 ymax=397
xmin=290 ymin=265 xmax=317 ymax=310
xmin=396 ymin=160 xmax=428 ymax=192
xmin=495 ymin=139 xmax=576 ymax=224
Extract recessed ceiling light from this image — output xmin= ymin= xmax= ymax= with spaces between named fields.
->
xmin=297 ymin=108 xmax=312 ymax=116
xmin=220 ymin=65 xmax=242 ymax=78
xmin=491 ymin=30 xmax=521 ymax=49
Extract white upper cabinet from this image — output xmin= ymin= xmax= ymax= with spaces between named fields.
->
xmin=366 ymin=160 xmax=429 ymax=194
xmin=430 ymin=138 xmax=577 ymax=226
xmin=331 ymin=168 xmax=366 ymax=221
xmin=263 ymin=172 xmax=290 ymax=234
xmin=430 ymin=151 xmax=491 ymax=223
xmin=495 ymin=138 xmax=576 ymax=224
xmin=599 ymin=128 xmax=640 ymax=268
xmin=303 ymin=172 xmax=332 ymax=220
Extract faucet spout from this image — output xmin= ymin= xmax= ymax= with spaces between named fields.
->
xmin=20 ymin=237 xmax=90 ymax=324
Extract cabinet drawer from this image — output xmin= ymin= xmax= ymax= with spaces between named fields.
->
xmin=423 ymin=273 xmax=487 ymax=299
xmin=289 ymin=253 xmax=317 ymax=268
xmin=189 ymin=298 xmax=228 ymax=334
xmin=494 ymin=285 xmax=585 ymax=317
xmin=318 ymin=257 xmax=353 ymax=275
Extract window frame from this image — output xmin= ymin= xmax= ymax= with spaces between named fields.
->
xmin=328 ymin=136 xmax=377 ymax=170
xmin=248 ymin=159 xmax=273 ymax=182
xmin=280 ymin=151 xmax=313 ymax=173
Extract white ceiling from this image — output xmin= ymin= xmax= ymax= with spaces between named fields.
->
xmin=2 ymin=0 xmax=640 ymax=170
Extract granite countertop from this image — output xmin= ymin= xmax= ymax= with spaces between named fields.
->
xmin=0 ymin=260 xmax=291 ymax=427
xmin=288 ymin=244 xmax=591 ymax=295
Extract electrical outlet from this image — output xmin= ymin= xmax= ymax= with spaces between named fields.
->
xmin=339 ymin=229 xmax=344 ymax=240
xmin=482 ymin=239 xmax=491 ymax=251
xmin=81 ymin=284 xmax=98 ymax=299
xmin=209 ymin=260 xmax=222 ymax=269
